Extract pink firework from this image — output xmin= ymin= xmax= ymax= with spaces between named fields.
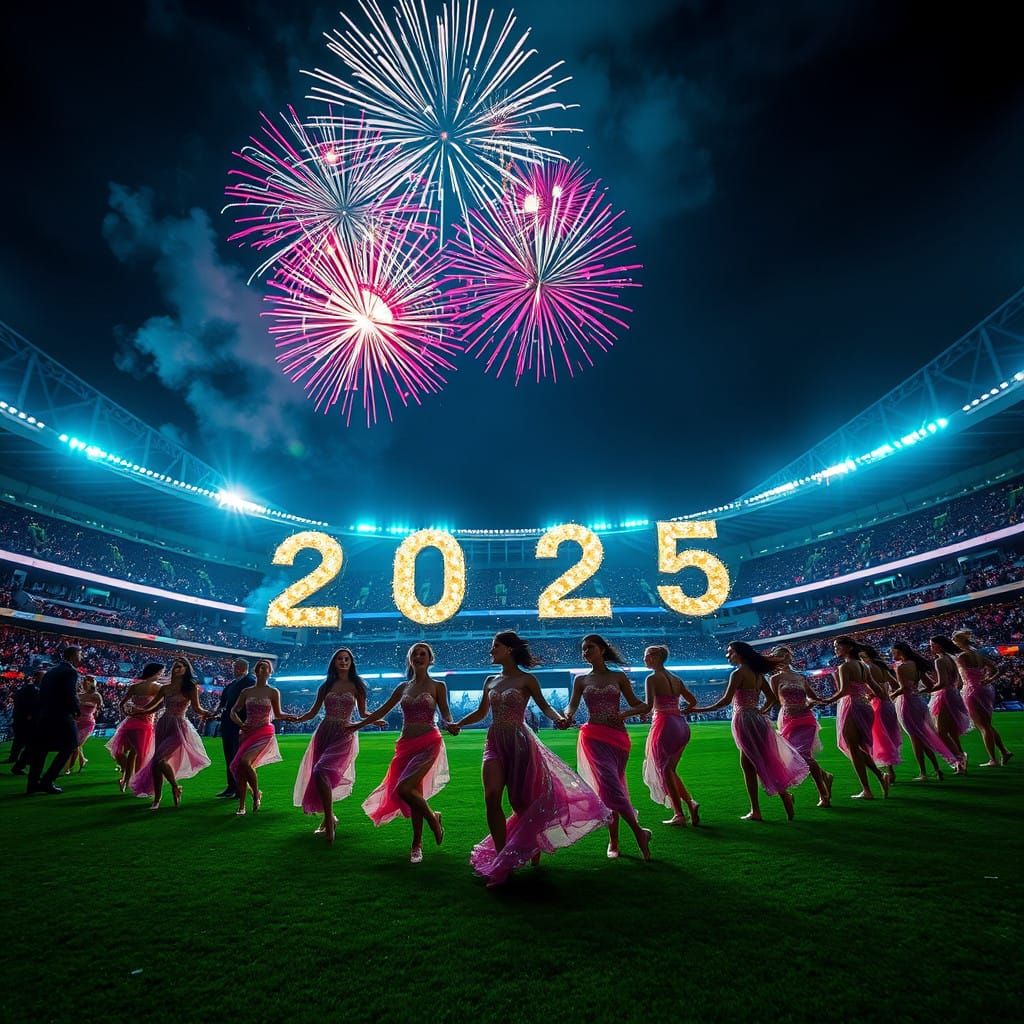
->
xmin=445 ymin=163 xmax=641 ymax=384
xmin=225 ymin=107 xmax=425 ymax=281
xmin=264 ymin=227 xmax=459 ymax=426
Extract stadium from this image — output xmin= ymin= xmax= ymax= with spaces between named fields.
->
xmin=3 ymin=5 xmax=1022 ymax=1024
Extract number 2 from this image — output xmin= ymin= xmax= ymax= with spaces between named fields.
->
xmin=536 ymin=524 xmax=612 ymax=618
xmin=266 ymin=531 xmax=343 ymax=628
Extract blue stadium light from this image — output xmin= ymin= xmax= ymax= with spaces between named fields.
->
xmin=355 ymin=523 xmax=379 ymax=533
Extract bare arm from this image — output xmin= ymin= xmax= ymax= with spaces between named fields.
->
xmin=618 ymin=673 xmax=647 ymax=722
xmin=564 ymin=675 xmax=586 ymax=721
xmin=890 ymin=662 xmax=916 ymax=699
xmin=815 ymin=663 xmax=855 ymax=706
xmin=678 ymin=679 xmax=697 ymax=711
xmin=453 ymin=684 xmax=492 ymax=729
xmin=760 ymin=674 xmax=783 ymax=715
xmin=229 ymin=688 xmax=250 ymax=729
xmin=979 ymin=651 xmax=1002 ymax=682
xmin=190 ymin=688 xmax=215 ymax=720
xmin=691 ymin=670 xmax=741 ymax=713
xmin=349 ymin=684 xmax=404 ymax=731
xmin=269 ymin=687 xmax=296 ymax=722
xmin=624 ymin=675 xmax=655 ymax=719
xmin=294 ymin=686 xmax=327 ymax=723
xmin=132 ymin=685 xmax=166 ymax=715
xmin=525 ymin=675 xmax=568 ymax=727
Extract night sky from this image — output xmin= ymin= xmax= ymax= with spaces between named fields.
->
xmin=3 ymin=1 xmax=1023 ymax=529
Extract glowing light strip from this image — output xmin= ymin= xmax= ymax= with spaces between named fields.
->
xmin=0 ymin=549 xmax=247 ymax=613
xmin=725 ymin=522 xmax=1024 ymax=607
xmin=749 ymin=578 xmax=1024 ymax=646
xmin=0 ymin=607 xmax=275 ymax=660
xmin=274 ymin=664 xmax=732 ymax=683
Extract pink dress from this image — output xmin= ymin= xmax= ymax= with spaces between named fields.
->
xmin=130 ymin=692 xmax=211 ymax=797
xmin=76 ymin=702 xmax=99 ymax=745
xmin=870 ymin=696 xmax=903 ymax=766
xmin=642 ymin=694 xmax=691 ymax=808
xmin=106 ymin=688 xmax=159 ymax=766
xmin=929 ymin=670 xmax=971 ymax=736
xmin=576 ymin=682 xmax=635 ymax=819
xmin=776 ymin=679 xmax=822 ymax=761
xmin=959 ymin=664 xmax=995 ymax=724
xmin=836 ymin=678 xmax=876 ymax=761
xmin=470 ymin=686 xmax=611 ymax=885
xmin=894 ymin=684 xmax=960 ymax=767
xmin=363 ymin=690 xmax=450 ymax=826
xmin=731 ymin=689 xmax=809 ymax=794
xmin=293 ymin=691 xmax=360 ymax=813
xmin=229 ymin=697 xmax=282 ymax=776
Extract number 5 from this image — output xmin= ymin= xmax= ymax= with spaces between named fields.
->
xmin=656 ymin=521 xmax=730 ymax=616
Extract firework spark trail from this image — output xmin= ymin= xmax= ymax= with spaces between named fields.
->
xmin=225 ymin=107 xmax=427 ymax=281
xmin=304 ymin=0 xmax=579 ymax=241
xmin=445 ymin=161 xmax=641 ymax=384
xmin=264 ymin=226 xmax=459 ymax=426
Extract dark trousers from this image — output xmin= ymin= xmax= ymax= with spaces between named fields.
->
xmin=9 ymin=718 xmax=33 ymax=766
xmin=221 ymin=725 xmax=240 ymax=792
xmin=27 ymin=716 xmax=78 ymax=790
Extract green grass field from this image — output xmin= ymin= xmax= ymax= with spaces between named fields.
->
xmin=1 ymin=719 xmax=1020 ymax=1024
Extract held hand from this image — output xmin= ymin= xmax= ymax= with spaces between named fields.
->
xmin=445 ymin=723 xmax=461 ymax=736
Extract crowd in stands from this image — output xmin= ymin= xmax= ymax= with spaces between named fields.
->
xmin=0 ymin=502 xmax=260 ymax=603
xmin=732 ymin=475 xmax=1023 ymax=597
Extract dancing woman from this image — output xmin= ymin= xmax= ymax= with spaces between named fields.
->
xmin=229 ymin=659 xmax=295 ymax=816
xmin=858 ymin=643 xmax=903 ymax=785
xmin=928 ymin=636 xmax=970 ymax=768
xmin=815 ymin=637 xmax=889 ymax=800
xmin=67 ymin=676 xmax=103 ymax=774
xmin=952 ymin=631 xmax=1013 ymax=767
xmin=890 ymin=642 xmax=959 ymax=779
xmin=353 ymin=643 xmax=453 ymax=863
xmin=691 ymin=643 xmax=808 ymax=820
xmin=107 ymin=662 xmax=164 ymax=792
xmin=129 ymin=658 xmax=216 ymax=809
xmin=763 ymin=647 xmax=833 ymax=808
xmin=452 ymin=632 xmax=610 ymax=887
xmin=292 ymin=648 xmax=368 ymax=844
xmin=564 ymin=635 xmax=651 ymax=860
xmin=628 ymin=645 xmax=700 ymax=827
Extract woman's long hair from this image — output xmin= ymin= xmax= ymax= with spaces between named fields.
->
xmin=406 ymin=642 xmax=436 ymax=680
xmin=583 ymin=633 xmax=626 ymax=666
xmin=834 ymin=635 xmax=862 ymax=658
xmin=494 ymin=631 xmax=540 ymax=669
xmin=892 ymin=642 xmax=933 ymax=679
xmin=138 ymin=662 xmax=164 ymax=681
xmin=174 ymin=657 xmax=199 ymax=696
xmin=319 ymin=647 xmax=366 ymax=702
xmin=930 ymin=635 xmax=959 ymax=656
xmin=728 ymin=641 xmax=780 ymax=676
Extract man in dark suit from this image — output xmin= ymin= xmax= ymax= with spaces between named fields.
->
xmin=215 ymin=659 xmax=254 ymax=798
xmin=9 ymin=670 xmax=43 ymax=771
xmin=26 ymin=647 xmax=82 ymax=795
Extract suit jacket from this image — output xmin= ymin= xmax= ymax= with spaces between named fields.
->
xmin=13 ymin=681 xmax=40 ymax=721
xmin=37 ymin=662 xmax=80 ymax=721
xmin=218 ymin=673 xmax=256 ymax=729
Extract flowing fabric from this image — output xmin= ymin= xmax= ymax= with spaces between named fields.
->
xmin=229 ymin=698 xmax=282 ymax=775
xmin=363 ymin=729 xmax=449 ymax=826
xmin=836 ymin=681 xmax=875 ymax=762
xmin=577 ymin=723 xmax=634 ymax=818
xmin=642 ymin=696 xmax=691 ymax=808
xmin=75 ymin=704 xmax=99 ymax=746
xmin=929 ymin=686 xmax=971 ymax=737
xmin=870 ymin=697 xmax=903 ymax=765
xmin=470 ymin=687 xmax=610 ymax=886
xmin=959 ymin=665 xmax=995 ymax=723
xmin=776 ymin=680 xmax=821 ymax=762
xmin=730 ymin=690 xmax=809 ymax=794
xmin=106 ymin=689 xmax=159 ymax=766
xmin=895 ymin=693 xmax=960 ymax=767
xmin=294 ymin=691 xmax=359 ymax=813
xmin=130 ymin=694 xmax=211 ymax=797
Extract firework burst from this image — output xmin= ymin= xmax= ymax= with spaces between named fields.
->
xmin=264 ymin=226 xmax=459 ymax=426
xmin=305 ymin=0 xmax=579 ymax=240
xmin=445 ymin=162 xmax=641 ymax=384
xmin=225 ymin=107 xmax=425 ymax=281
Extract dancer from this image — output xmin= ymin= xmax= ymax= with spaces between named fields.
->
xmin=692 ymin=643 xmax=807 ymax=820
xmin=564 ymin=635 xmax=651 ymax=860
xmin=107 ymin=662 xmax=163 ymax=792
xmin=951 ymin=630 xmax=1012 ymax=767
xmin=26 ymin=646 xmax=82 ymax=795
xmin=292 ymin=648 xmax=368 ymax=844
xmin=452 ymin=632 xmax=610 ymax=887
xmin=815 ymin=637 xmax=889 ymax=800
xmin=859 ymin=643 xmax=903 ymax=785
xmin=352 ymin=643 xmax=453 ymax=863
xmin=215 ymin=658 xmax=255 ymax=799
xmin=764 ymin=647 xmax=833 ymax=808
xmin=928 ymin=636 xmax=970 ymax=768
xmin=129 ymin=657 xmax=216 ymax=809
xmin=890 ymin=642 xmax=959 ymax=779
xmin=66 ymin=676 xmax=103 ymax=774
xmin=629 ymin=645 xmax=700 ymax=827
xmin=229 ymin=659 xmax=295 ymax=816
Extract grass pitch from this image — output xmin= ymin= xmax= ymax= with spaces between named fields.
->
xmin=1 ymin=719 xmax=1020 ymax=1024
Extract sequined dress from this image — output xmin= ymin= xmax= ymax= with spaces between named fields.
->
xmin=576 ymin=682 xmax=635 ymax=819
xmin=642 ymin=694 xmax=692 ymax=808
xmin=294 ymin=691 xmax=360 ymax=813
xmin=130 ymin=692 xmax=211 ymax=797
